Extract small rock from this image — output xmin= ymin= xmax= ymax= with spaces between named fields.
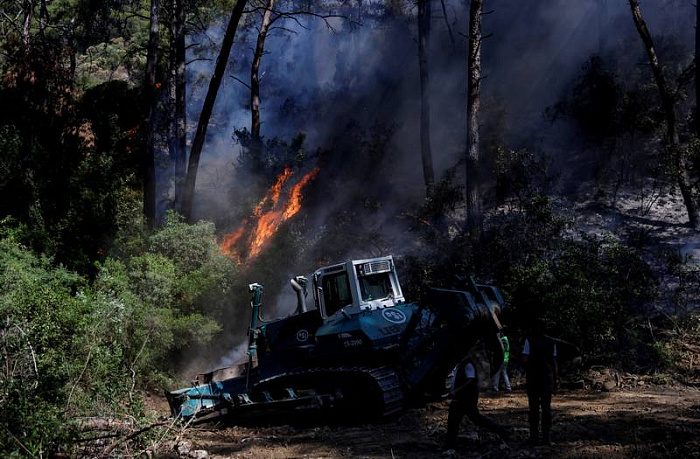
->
xmin=603 ymin=380 xmax=616 ymax=392
xmin=189 ymin=450 xmax=208 ymax=459
xmin=638 ymin=380 xmax=645 ymax=386
xmin=176 ymin=441 xmax=192 ymax=456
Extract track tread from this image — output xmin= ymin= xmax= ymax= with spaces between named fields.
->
xmin=257 ymin=365 xmax=404 ymax=417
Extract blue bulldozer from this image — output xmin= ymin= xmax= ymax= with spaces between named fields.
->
xmin=167 ymin=255 xmax=505 ymax=423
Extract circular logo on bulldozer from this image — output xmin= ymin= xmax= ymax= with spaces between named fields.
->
xmin=381 ymin=308 xmax=406 ymax=324
xmin=296 ymin=329 xmax=309 ymax=342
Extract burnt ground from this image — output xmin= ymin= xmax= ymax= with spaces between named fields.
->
xmin=157 ymin=385 xmax=700 ymax=459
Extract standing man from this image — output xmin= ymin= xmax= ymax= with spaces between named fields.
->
xmin=492 ymin=332 xmax=511 ymax=393
xmin=446 ymin=354 xmax=509 ymax=450
xmin=522 ymin=329 xmax=558 ymax=445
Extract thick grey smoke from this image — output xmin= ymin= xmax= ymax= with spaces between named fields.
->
xmin=185 ymin=0 xmax=695 ymax=209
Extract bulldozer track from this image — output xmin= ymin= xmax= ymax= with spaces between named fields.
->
xmin=255 ymin=365 xmax=404 ymax=418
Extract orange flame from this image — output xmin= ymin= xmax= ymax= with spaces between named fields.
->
xmin=248 ymin=210 xmax=283 ymax=258
xmin=220 ymin=223 xmax=246 ymax=255
xmin=219 ymin=167 xmax=320 ymax=261
xmin=283 ymin=168 xmax=320 ymax=220
xmin=253 ymin=168 xmax=292 ymax=217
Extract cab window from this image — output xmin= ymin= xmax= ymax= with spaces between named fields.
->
xmin=358 ymin=272 xmax=393 ymax=301
xmin=322 ymin=272 xmax=353 ymax=316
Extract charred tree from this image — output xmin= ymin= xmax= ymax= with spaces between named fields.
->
xmin=172 ymin=0 xmax=187 ymax=211
xmin=182 ymin=0 xmax=249 ymax=222
xmin=144 ymin=0 xmax=160 ymax=228
xmin=466 ymin=0 xmax=483 ymax=231
xmin=251 ymin=0 xmax=276 ymax=141
xmin=417 ymin=0 xmax=435 ymax=196
xmin=628 ymin=0 xmax=699 ymax=230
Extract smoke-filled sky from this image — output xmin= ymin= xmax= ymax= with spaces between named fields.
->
xmin=186 ymin=0 xmax=694 ymax=199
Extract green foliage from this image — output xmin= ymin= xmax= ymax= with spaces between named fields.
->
xmin=503 ymin=235 xmax=657 ymax=361
xmin=0 ymin=238 xmax=120 ymax=456
xmin=549 ymin=55 xmax=663 ymax=141
xmin=494 ymin=146 xmax=554 ymax=209
xmin=101 ymin=211 xmax=236 ymax=378
xmin=403 ymin=165 xmax=659 ymax=368
xmin=0 ymin=53 xmax=144 ymax=274
xmin=0 ymin=212 xmax=236 ymax=456
xmin=149 ymin=212 xmax=219 ymax=274
xmin=549 ymin=56 xmax=622 ymax=140
xmin=234 ymin=128 xmax=309 ymax=176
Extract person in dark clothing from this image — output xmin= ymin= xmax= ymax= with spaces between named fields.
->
xmin=522 ymin=331 xmax=558 ymax=445
xmin=446 ymin=356 xmax=509 ymax=449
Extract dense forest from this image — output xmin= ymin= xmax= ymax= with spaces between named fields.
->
xmin=1 ymin=0 xmax=699 ymax=457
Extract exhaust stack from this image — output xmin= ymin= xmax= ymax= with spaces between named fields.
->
xmin=290 ymin=276 xmax=308 ymax=315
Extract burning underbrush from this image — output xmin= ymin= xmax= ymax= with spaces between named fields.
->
xmin=219 ymin=167 xmax=321 ymax=262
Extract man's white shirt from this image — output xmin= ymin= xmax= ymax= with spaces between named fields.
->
xmin=450 ymin=362 xmax=476 ymax=392
xmin=522 ymin=339 xmax=557 ymax=357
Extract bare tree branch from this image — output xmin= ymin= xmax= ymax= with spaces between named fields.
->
xmin=100 ymin=421 xmax=169 ymax=458
xmin=268 ymin=25 xmax=298 ymax=35
xmin=231 ymin=75 xmax=252 ymax=90
xmin=186 ymin=57 xmax=212 ymax=65
xmin=1 ymin=423 xmax=36 ymax=458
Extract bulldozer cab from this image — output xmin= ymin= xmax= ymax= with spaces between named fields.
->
xmin=312 ymin=256 xmax=405 ymax=320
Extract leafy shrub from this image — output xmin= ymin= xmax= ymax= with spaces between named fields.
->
xmin=0 ymin=212 xmax=237 ymax=456
xmin=503 ymin=234 xmax=657 ymax=363
xmin=97 ymin=212 xmax=237 ymax=382
xmin=0 ymin=238 xmax=127 ymax=456
xmin=403 ymin=176 xmax=659 ymax=369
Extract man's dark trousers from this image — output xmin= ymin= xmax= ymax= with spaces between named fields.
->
xmin=527 ymin=385 xmax=552 ymax=441
xmin=446 ymin=384 xmax=504 ymax=448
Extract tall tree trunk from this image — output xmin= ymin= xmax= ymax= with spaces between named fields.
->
xmin=629 ymin=0 xmax=699 ymax=230
xmin=22 ymin=0 xmax=33 ymax=55
xmin=181 ymin=0 xmax=249 ymax=222
xmin=417 ymin=0 xmax=435 ymax=196
xmin=466 ymin=0 xmax=483 ymax=231
xmin=144 ymin=0 xmax=160 ymax=228
xmin=173 ymin=0 xmax=187 ymax=211
xmin=68 ymin=18 xmax=77 ymax=87
xmin=251 ymin=0 xmax=276 ymax=141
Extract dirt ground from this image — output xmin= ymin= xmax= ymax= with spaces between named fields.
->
xmin=160 ymin=385 xmax=700 ymax=459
